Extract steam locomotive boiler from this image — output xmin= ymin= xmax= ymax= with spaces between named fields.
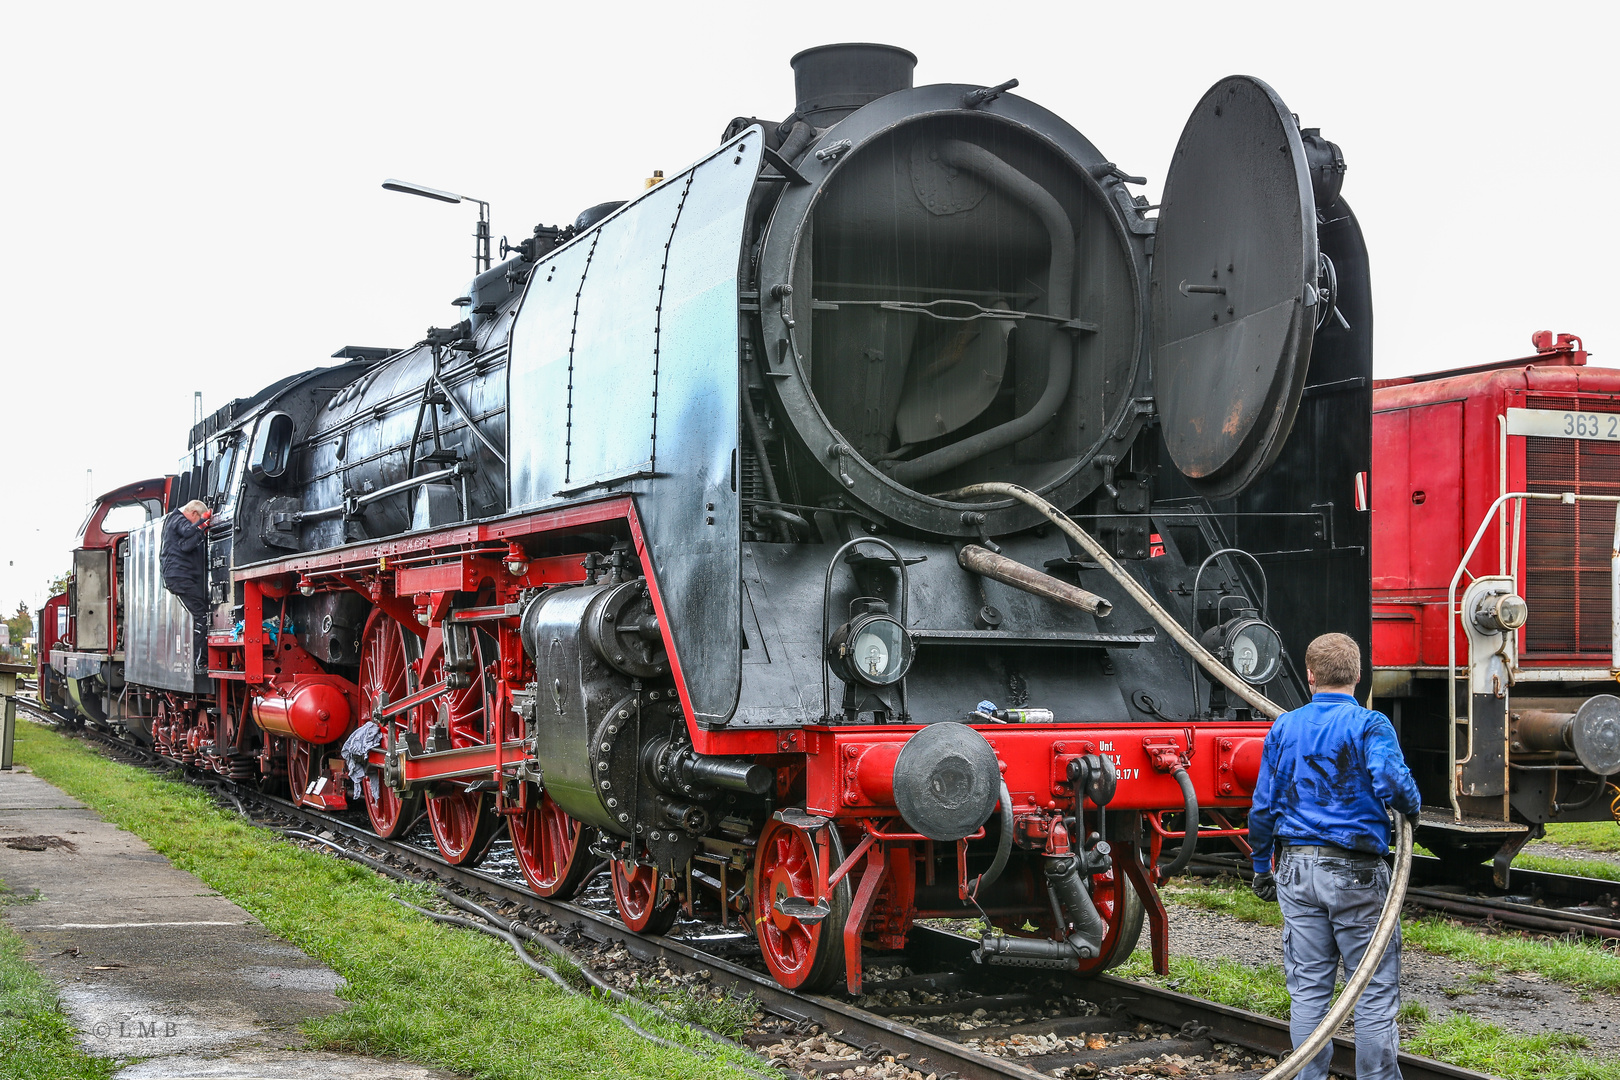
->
xmin=52 ymin=43 xmax=1374 ymax=994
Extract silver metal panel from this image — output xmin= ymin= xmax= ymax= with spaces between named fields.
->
xmin=509 ymin=129 xmax=760 ymax=724
xmin=508 ymin=236 xmax=600 ymax=501
xmin=564 ymin=196 xmax=666 ymax=488
xmin=124 ymin=520 xmax=194 ymax=693
xmin=72 ymin=549 xmax=110 ymax=651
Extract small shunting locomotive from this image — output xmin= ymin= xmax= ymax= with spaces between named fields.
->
xmin=1371 ymin=331 xmax=1620 ymax=886
xmin=45 ymin=44 xmax=1372 ymax=992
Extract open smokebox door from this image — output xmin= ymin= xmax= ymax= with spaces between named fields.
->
xmin=1151 ymin=75 xmax=1322 ymax=499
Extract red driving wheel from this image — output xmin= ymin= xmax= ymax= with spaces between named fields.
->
xmin=610 ymin=859 xmax=678 ymax=934
xmin=358 ymin=610 xmax=422 ymax=839
xmin=752 ymin=818 xmax=849 ymax=992
xmin=510 ymin=787 xmax=592 ymax=899
xmin=416 ymin=628 xmax=502 ymax=866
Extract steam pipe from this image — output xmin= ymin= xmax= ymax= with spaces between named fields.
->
xmin=958 ymin=543 xmax=1112 ymax=616
xmin=680 ymin=754 xmax=774 ymax=796
xmin=942 ymin=482 xmax=1283 ymax=718
xmin=886 ymin=142 xmax=1075 ymax=485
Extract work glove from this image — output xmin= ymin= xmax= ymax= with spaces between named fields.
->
xmin=1250 ymin=871 xmax=1277 ymax=902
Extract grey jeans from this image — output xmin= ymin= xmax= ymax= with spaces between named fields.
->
xmin=1275 ymin=848 xmax=1403 ymax=1080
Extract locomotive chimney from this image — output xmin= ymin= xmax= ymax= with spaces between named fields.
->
xmin=790 ymin=43 xmax=916 ymax=128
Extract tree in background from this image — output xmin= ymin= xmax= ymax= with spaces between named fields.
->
xmin=2 ymin=600 xmax=32 ymax=663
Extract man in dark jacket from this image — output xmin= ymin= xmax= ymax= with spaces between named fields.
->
xmin=1247 ymin=632 xmax=1422 ymax=1080
xmin=161 ymin=500 xmax=212 ymax=674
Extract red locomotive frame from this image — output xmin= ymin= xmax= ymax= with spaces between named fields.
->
xmin=64 ymin=491 xmax=1270 ymax=993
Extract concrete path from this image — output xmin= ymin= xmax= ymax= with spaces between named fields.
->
xmin=0 ymin=765 xmax=454 ymax=1079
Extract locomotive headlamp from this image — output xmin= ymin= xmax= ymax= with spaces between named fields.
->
xmin=504 ymin=543 xmax=530 ymax=578
xmin=1472 ymin=591 xmax=1528 ymax=634
xmin=1201 ymin=613 xmax=1283 ymax=686
xmin=827 ymin=598 xmax=914 ymax=687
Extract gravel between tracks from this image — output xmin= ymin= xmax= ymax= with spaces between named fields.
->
xmin=1160 ymin=904 xmax=1620 ymax=1057
xmin=1522 ymin=840 xmax=1620 ymax=870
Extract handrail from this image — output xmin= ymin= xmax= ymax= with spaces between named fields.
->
xmin=1444 ymin=491 xmax=1620 ymax=821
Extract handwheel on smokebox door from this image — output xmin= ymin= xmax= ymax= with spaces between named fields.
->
xmin=611 ymin=859 xmax=679 ymax=934
xmin=752 ymin=817 xmax=850 ymax=992
xmin=510 ymin=787 xmax=594 ymax=899
xmin=416 ymin=627 xmax=502 ymax=866
xmin=357 ymin=610 xmax=423 ymax=840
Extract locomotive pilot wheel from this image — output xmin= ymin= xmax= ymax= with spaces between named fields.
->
xmin=287 ymin=738 xmax=323 ymax=805
xmin=358 ymin=610 xmax=423 ymax=839
xmin=752 ymin=817 xmax=851 ymax=992
xmin=1073 ymin=863 xmax=1144 ymax=974
xmin=416 ymin=626 xmax=502 ymax=866
xmin=611 ymin=859 xmax=680 ymax=935
xmin=509 ymin=785 xmax=593 ymax=899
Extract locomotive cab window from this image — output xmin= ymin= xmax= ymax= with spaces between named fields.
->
xmin=99 ymin=502 xmax=153 ymax=533
xmin=249 ymin=411 xmax=294 ymax=480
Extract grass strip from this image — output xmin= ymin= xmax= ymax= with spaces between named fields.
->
xmin=1406 ymin=1014 xmax=1620 ymax=1080
xmin=1516 ymin=852 xmax=1620 ymax=883
xmin=0 ymin=909 xmax=120 ymax=1080
xmin=1542 ymin=822 xmax=1620 ymax=855
xmin=1119 ymin=954 xmax=1620 ymax=1079
xmin=1115 ymin=952 xmax=1292 ymax=1018
xmin=1164 ymin=876 xmax=1620 ymax=992
xmin=11 ymin=722 xmax=760 ymax=1080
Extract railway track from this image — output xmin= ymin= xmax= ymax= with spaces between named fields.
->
xmin=1191 ymin=847 xmax=1620 ymax=942
xmin=20 ymin=705 xmax=1489 ymax=1080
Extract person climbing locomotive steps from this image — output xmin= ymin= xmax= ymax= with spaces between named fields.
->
xmin=1247 ymin=633 xmax=1422 ymax=1080
xmin=159 ymin=498 xmax=212 ymax=674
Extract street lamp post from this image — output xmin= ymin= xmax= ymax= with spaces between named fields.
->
xmin=382 ymin=179 xmax=491 ymax=273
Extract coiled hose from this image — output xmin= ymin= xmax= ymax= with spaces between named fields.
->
xmin=936 ymin=483 xmax=1414 ymax=1072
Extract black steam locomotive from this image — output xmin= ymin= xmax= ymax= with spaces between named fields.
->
xmin=49 ymin=43 xmax=1371 ymax=994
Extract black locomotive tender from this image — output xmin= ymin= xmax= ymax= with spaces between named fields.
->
xmin=80 ymin=44 xmax=1371 ymax=993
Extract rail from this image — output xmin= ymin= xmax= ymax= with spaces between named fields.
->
xmin=1445 ymin=491 xmax=1620 ymax=821
xmin=26 ymin=711 xmax=1486 ymax=1080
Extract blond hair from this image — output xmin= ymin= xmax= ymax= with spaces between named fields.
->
xmin=180 ymin=500 xmax=210 ymax=516
xmin=1305 ymin=633 xmax=1361 ymax=689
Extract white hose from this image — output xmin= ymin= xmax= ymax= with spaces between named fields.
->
xmin=943 ymin=482 xmax=1282 ymax=718
xmin=942 ymin=481 xmax=1415 ymax=1072
xmin=1259 ymin=817 xmax=1414 ymax=1080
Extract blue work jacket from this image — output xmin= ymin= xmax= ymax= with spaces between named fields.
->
xmin=1247 ymin=692 xmax=1422 ymax=873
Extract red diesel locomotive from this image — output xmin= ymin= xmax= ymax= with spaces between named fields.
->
xmin=1371 ymin=332 xmax=1620 ymax=883
xmin=45 ymin=45 xmax=1375 ymax=993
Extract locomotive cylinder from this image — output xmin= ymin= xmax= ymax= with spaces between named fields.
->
xmin=252 ymin=682 xmax=351 ymax=744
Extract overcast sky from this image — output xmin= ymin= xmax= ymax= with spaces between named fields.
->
xmin=1 ymin=1 xmax=1611 ymax=619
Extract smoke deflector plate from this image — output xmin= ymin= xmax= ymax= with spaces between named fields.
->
xmin=1151 ymin=75 xmax=1319 ymax=499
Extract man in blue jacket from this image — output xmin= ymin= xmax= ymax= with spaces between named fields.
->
xmin=1248 ymin=632 xmax=1422 ymax=1080
xmin=160 ymin=500 xmax=212 ymax=674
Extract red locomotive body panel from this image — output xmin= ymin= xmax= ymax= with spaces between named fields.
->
xmin=1372 ymin=333 xmax=1619 ymax=674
